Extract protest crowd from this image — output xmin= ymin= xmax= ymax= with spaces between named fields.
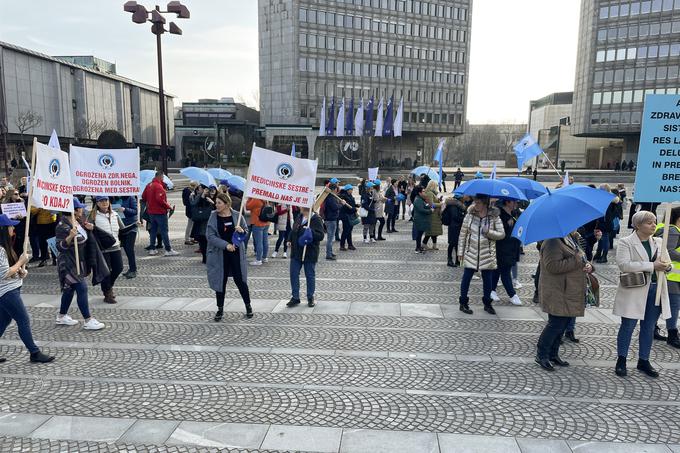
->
xmin=0 ymin=134 xmax=678 ymax=383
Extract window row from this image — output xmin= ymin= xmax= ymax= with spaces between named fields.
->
xmin=300 ymin=104 xmax=464 ymax=126
xmin=592 ymin=86 xmax=680 ymax=105
xmin=299 ymin=33 xmax=466 ymax=63
xmin=597 ymin=19 xmax=680 ymax=41
xmin=599 ymin=0 xmax=679 ymax=20
xmin=299 ymin=8 xmax=467 ymax=42
xmin=299 ymin=82 xmax=465 ymax=105
xmin=595 ymin=42 xmax=680 ymax=61
xmin=333 ymin=0 xmax=469 ymax=20
xmin=594 ymin=64 xmax=680 ymax=83
xmin=298 ymin=57 xmax=466 ymax=84
xmin=591 ymin=111 xmax=642 ymax=126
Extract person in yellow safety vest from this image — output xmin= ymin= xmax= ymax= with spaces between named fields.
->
xmin=654 ymin=206 xmax=680 ymax=349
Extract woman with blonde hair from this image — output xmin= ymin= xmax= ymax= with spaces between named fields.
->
xmin=422 ymin=180 xmax=443 ymax=250
xmin=613 ymin=210 xmax=673 ymax=378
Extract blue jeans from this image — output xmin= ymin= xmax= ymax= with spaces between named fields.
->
xmin=567 ymin=317 xmax=576 ymax=333
xmin=617 ymin=283 xmax=661 ymax=360
xmin=537 ymin=314 xmax=571 ymax=360
xmin=492 ymin=265 xmax=516 ymax=298
xmin=666 ymin=293 xmax=680 ymax=330
xmin=290 ymin=258 xmax=316 ymax=299
xmin=325 ymin=220 xmax=337 ymax=258
xmin=149 ymin=214 xmax=171 ymax=251
xmin=60 ymin=281 xmax=91 ymax=319
xmin=460 ymin=267 xmax=493 ymax=304
xmin=252 ymin=225 xmax=269 ymax=261
xmin=596 ymin=232 xmax=610 ymax=259
xmin=0 ymin=288 xmax=39 ymax=353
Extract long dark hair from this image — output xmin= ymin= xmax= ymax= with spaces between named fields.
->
xmin=0 ymin=226 xmax=18 ymax=266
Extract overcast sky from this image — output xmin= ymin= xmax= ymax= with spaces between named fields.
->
xmin=0 ymin=0 xmax=581 ymax=124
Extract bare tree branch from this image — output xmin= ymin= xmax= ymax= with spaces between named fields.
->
xmin=14 ymin=110 xmax=43 ymax=149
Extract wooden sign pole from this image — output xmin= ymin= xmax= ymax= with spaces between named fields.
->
xmin=71 ymin=213 xmax=81 ymax=275
xmin=22 ymin=138 xmax=38 ymax=259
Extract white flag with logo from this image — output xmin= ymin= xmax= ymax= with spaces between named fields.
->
xmin=69 ymin=146 xmax=140 ymax=196
xmin=31 ymin=142 xmax=74 ymax=213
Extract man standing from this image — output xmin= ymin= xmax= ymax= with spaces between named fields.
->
xmin=454 ymin=168 xmax=464 ymax=189
xmin=323 ymin=184 xmax=341 ymax=260
xmin=141 ymin=171 xmax=179 ymax=256
xmin=287 ymin=206 xmax=325 ymax=307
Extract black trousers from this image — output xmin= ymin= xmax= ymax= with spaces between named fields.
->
xmin=536 ymin=314 xmax=570 ymax=360
xmin=387 ymin=207 xmax=397 ymax=231
xmin=121 ymin=230 xmax=137 ymax=273
xmin=197 ymin=235 xmax=207 ymax=264
xmin=340 ymin=219 xmax=354 ymax=248
xmin=36 ymin=222 xmax=56 ymax=261
xmin=216 ymin=250 xmax=251 ymax=309
xmin=377 ymin=217 xmax=386 ymax=238
xmin=101 ymin=250 xmax=123 ymax=294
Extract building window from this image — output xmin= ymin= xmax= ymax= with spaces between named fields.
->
xmin=299 ymin=8 xmax=307 ymax=22
xmin=596 ymin=50 xmax=605 ymax=62
xmin=593 ymin=92 xmax=602 ymax=105
xmin=300 ymin=105 xmax=307 ymax=118
xmin=299 ymin=58 xmax=307 ymax=71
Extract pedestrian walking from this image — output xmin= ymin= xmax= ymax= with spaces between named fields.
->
xmin=614 ymin=211 xmax=673 ymax=378
xmin=385 ymin=179 xmax=399 ymax=233
xmin=373 ymin=180 xmax=387 ymax=240
xmin=89 ymin=196 xmax=124 ymax=304
xmin=593 ymin=184 xmax=621 ymax=263
xmin=55 ymin=199 xmax=105 ymax=330
xmin=361 ymin=182 xmax=377 ymax=243
xmin=183 ymin=181 xmax=198 ymax=245
xmin=323 ymin=184 xmax=341 ymax=260
xmin=246 ymin=197 xmax=272 ymax=265
xmin=30 ymin=207 xmax=56 ymax=267
xmin=655 ymin=207 xmax=680 ymax=348
xmin=206 ymin=193 xmax=252 ymax=321
xmin=397 ymin=176 xmax=408 ymax=220
xmin=287 ymin=206 xmax=325 ymax=308
xmin=117 ymin=196 xmax=138 ymax=279
xmin=141 ymin=171 xmax=179 ymax=256
xmin=190 ymin=185 xmax=216 ymax=264
xmin=272 ymin=203 xmax=291 ymax=258
xmin=339 ymin=185 xmax=358 ymax=251
xmin=422 ymin=181 xmax=442 ymax=250
xmin=411 ymin=186 xmax=432 ymax=253
xmin=457 ymin=195 xmax=505 ymax=315
xmin=443 ymin=195 xmax=467 ymax=267
xmin=534 ymin=232 xmax=591 ymax=371
xmin=0 ymin=214 xmax=54 ymax=363
xmin=454 ymin=168 xmax=464 ymax=190
xmin=490 ymin=199 xmax=523 ymax=306
xmin=4 ymin=189 xmax=26 ymax=257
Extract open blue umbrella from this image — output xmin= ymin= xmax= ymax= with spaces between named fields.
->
xmin=207 ymin=168 xmax=232 ymax=180
xmin=225 ymin=175 xmax=246 ymax=192
xmin=512 ymin=185 xmax=616 ymax=245
xmin=180 ymin=167 xmax=216 ymax=188
xmin=501 ymin=177 xmax=547 ymax=200
xmin=140 ymin=170 xmax=174 ymax=192
xmin=454 ymin=178 xmax=527 ymax=201
xmin=410 ymin=166 xmax=440 ymax=183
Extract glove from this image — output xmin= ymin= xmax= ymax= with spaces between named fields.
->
xmin=231 ymin=230 xmax=247 ymax=248
xmin=297 ymin=227 xmax=313 ymax=247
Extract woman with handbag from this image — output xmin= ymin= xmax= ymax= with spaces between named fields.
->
xmin=614 ymin=210 xmax=673 ymax=378
xmin=339 ymin=184 xmax=358 ymax=251
xmin=190 ymin=185 xmax=216 ymax=264
xmin=422 ymin=180 xmax=443 ymax=250
xmin=360 ymin=182 xmax=377 ymax=244
xmin=89 ymin=196 xmax=124 ymax=304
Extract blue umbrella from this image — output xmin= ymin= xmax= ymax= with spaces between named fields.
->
xmin=225 ymin=175 xmax=246 ymax=192
xmin=180 ymin=167 xmax=216 ymax=188
xmin=512 ymin=185 xmax=616 ymax=245
xmin=501 ymin=177 xmax=548 ymax=200
xmin=207 ymin=168 xmax=232 ymax=180
xmin=140 ymin=170 xmax=173 ymax=192
xmin=454 ymin=178 xmax=527 ymax=201
xmin=410 ymin=166 xmax=440 ymax=183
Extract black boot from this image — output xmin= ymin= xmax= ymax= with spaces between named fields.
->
xmin=245 ymin=303 xmax=253 ymax=318
xmin=654 ymin=325 xmax=667 ymax=341
xmin=30 ymin=351 xmax=55 ymax=363
xmin=214 ymin=309 xmax=224 ymax=322
xmin=0 ymin=357 xmax=6 ymax=363
xmin=667 ymin=329 xmax=680 ymax=349
xmin=307 ymin=296 xmax=316 ymax=307
xmin=565 ymin=331 xmax=580 ymax=343
xmin=637 ymin=359 xmax=659 ymax=378
xmin=550 ymin=356 xmax=570 ymax=367
xmin=483 ymin=298 xmax=496 ymax=315
xmin=459 ymin=297 xmax=473 ymax=315
xmin=447 ymin=258 xmax=455 ymax=267
xmin=287 ymin=297 xmax=301 ymax=307
xmin=615 ymin=356 xmax=627 ymax=377
xmin=535 ymin=357 xmax=555 ymax=371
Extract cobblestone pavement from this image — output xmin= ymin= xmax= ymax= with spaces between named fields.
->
xmin=1 ymin=191 xmax=678 ymax=452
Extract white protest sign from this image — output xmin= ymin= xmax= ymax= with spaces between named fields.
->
xmin=368 ymin=167 xmax=379 ymax=180
xmin=1 ymin=202 xmax=27 ymax=219
xmin=69 ymin=146 xmax=140 ymax=196
xmin=245 ymin=145 xmax=317 ymax=208
xmin=31 ymin=142 xmax=74 ymax=213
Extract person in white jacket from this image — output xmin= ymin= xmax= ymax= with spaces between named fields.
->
xmin=90 ymin=196 xmax=124 ymax=304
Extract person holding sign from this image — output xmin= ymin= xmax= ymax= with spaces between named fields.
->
xmin=88 ymin=196 xmax=124 ymax=304
xmin=206 ymin=193 xmax=252 ymax=321
xmin=654 ymin=207 xmax=680 ymax=349
xmin=0 ymin=214 xmax=54 ymax=363
xmin=287 ymin=206 xmax=325 ymax=308
xmin=55 ymin=198 xmax=105 ymax=330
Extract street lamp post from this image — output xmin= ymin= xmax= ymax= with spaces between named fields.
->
xmin=123 ymin=1 xmax=189 ymax=175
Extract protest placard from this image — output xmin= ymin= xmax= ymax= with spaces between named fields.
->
xmin=634 ymin=94 xmax=680 ymax=202
xmin=245 ymin=145 xmax=317 ymax=209
xmin=1 ymin=202 xmax=27 ymax=219
xmin=368 ymin=167 xmax=379 ymax=180
xmin=30 ymin=141 xmax=73 ymax=213
xmin=69 ymin=146 xmax=140 ymax=196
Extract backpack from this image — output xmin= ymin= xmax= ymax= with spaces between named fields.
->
xmin=258 ymin=204 xmax=276 ymax=222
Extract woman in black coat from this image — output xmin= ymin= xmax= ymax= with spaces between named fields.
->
xmin=339 ymin=185 xmax=358 ymax=251
xmin=360 ymin=182 xmax=377 ymax=243
xmin=445 ymin=196 xmax=467 ymax=267
xmin=190 ymin=185 xmax=216 ymax=264
xmin=491 ymin=199 xmax=522 ymax=305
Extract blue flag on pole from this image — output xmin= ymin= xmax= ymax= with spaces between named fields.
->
xmin=513 ymin=133 xmax=543 ymax=171
xmin=365 ymin=97 xmax=374 ymax=136
xmin=345 ymin=98 xmax=354 ymax=136
xmin=326 ymin=97 xmax=335 ymax=136
xmin=434 ymin=139 xmax=445 ymax=182
xmin=382 ymin=96 xmax=394 ymax=136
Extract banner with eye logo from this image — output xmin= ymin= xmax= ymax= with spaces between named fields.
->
xmin=69 ymin=146 xmax=140 ymax=196
xmin=30 ymin=142 xmax=74 ymax=213
xmin=245 ymin=145 xmax=318 ymax=209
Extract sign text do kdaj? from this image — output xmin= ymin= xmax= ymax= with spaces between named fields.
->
xmin=31 ymin=142 xmax=74 ymax=213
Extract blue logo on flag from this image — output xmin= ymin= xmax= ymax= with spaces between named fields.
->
xmin=276 ymin=163 xmax=294 ymax=180
xmin=98 ymin=154 xmax=115 ymax=169
xmin=48 ymin=159 xmax=61 ymax=178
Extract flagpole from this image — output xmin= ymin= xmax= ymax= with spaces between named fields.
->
xmin=22 ymin=138 xmax=38 ymax=259
xmin=540 ymin=152 xmax=564 ymax=178
xmin=71 ymin=212 xmax=81 ymax=275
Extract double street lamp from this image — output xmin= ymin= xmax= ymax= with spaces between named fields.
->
xmin=123 ymin=1 xmax=190 ymax=175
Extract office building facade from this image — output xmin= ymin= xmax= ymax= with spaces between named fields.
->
xmin=572 ymin=0 xmax=680 ymax=161
xmin=259 ymin=0 xmax=472 ymax=168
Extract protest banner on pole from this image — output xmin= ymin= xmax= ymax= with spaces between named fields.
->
xmin=1 ymin=202 xmax=27 ymax=219
xmin=22 ymin=138 xmax=38 ymax=256
xmin=368 ymin=167 xmax=379 ymax=181
xmin=69 ymin=146 xmax=140 ymax=196
xmin=634 ymin=94 xmax=680 ymax=304
xmin=244 ymin=145 xmax=318 ymax=209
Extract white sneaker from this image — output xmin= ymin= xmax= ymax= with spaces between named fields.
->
xmin=163 ymin=250 xmax=179 ymax=257
xmin=510 ymin=295 xmax=523 ymax=306
xmin=56 ymin=314 xmax=78 ymax=326
xmin=513 ymin=279 xmax=523 ymax=289
xmin=472 ymin=274 xmax=481 ymax=280
xmin=83 ymin=318 xmax=105 ymax=330
xmin=250 ymin=260 xmax=262 ymax=266
xmin=283 ymin=252 xmax=288 ymax=258
xmin=148 ymin=249 xmax=158 ymax=256
xmin=490 ymin=291 xmax=501 ymax=302
xmin=271 ymin=252 xmax=278 ymax=258
xmin=363 ymin=238 xmax=369 ymax=243
xmin=263 ymin=258 xmax=269 ymax=263
xmin=370 ymin=238 xmax=376 ymax=243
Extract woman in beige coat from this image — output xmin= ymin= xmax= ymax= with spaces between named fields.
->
xmin=535 ymin=233 xmax=592 ymax=372
xmin=422 ymin=181 xmax=443 ymax=250
xmin=457 ymin=195 xmax=504 ymax=315
xmin=614 ymin=211 xmax=672 ymax=378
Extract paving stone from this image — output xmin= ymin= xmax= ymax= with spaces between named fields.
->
xmin=400 ymin=303 xmax=444 ymax=318
xmin=260 ymin=425 xmax=342 ymax=452
xmin=167 ymin=421 xmax=269 ymax=449
xmin=0 ymin=412 xmax=51 ymax=437
xmin=568 ymin=440 xmax=672 ymax=452
xmin=516 ymin=437 xmax=572 ymax=453
xmin=118 ymin=419 xmax=180 ymax=444
xmin=439 ymin=433 xmax=521 ymax=452
xmin=340 ymin=428 xmax=438 ymax=453
xmin=30 ymin=415 xmax=135 ymax=442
